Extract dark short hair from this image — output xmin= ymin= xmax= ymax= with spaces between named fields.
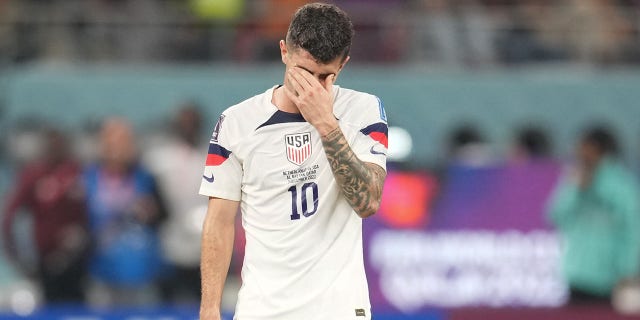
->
xmin=516 ymin=126 xmax=551 ymax=157
xmin=449 ymin=124 xmax=485 ymax=149
xmin=286 ymin=3 xmax=354 ymax=64
xmin=581 ymin=125 xmax=619 ymax=156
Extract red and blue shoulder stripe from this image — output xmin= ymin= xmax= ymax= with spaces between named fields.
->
xmin=360 ymin=122 xmax=388 ymax=148
xmin=206 ymin=143 xmax=232 ymax=166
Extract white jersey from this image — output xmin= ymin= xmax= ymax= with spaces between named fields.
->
xmin=199 ymin=85 xmax=387 ymax=320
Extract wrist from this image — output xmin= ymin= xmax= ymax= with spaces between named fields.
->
xmin=200 ymin=306 xmax=222 ymax=320
xmin=317 ymin=119 xmax=339 ymax=137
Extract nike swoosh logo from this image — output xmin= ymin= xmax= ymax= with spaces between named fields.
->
xmin=203 ymin=174 xmax=215 ymax=183
xmin=370 ymin=145 xmax=386 ymax=156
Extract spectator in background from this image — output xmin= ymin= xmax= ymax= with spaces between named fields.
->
xmin=84 ymin=118 xmax=167 ymax=307
xmin=3 ymin=127 xmax=89 ymax=304
xmin=408 ymin=0 xmax=496 ymax=66
xmin=564 ymin=0 xmax=635 ymax=64
xmin=547 ymin=125 xmax=640 ymax=304
xmin=496 ymin=0 xmax=569 ymax=64
xmin=143 ymin=104 xmax=207 ymax=304
xmin=170 ymin=0 xmax=246 ymax=61
xmin=189 ymin=0 xmax=244 ymax=21
xmin=446 ymin=123 xmax=493 ymax=167
xmin=509 ymin=125 xmax=552 ymax=163
xmin=236 ymin=0 xmax=308 ymax=61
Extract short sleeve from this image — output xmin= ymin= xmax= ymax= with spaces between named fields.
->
xmin=350 ymin=95 xmax=388 ymax=171
xmin=199 ymin=113 xmax=243 ymax=201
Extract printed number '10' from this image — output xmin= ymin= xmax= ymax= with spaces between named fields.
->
xmin=288 ymin=182 xmax=319 ymax=220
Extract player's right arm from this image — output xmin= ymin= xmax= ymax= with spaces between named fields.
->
xmin=200 ymin=197 xmax=239 ymax=320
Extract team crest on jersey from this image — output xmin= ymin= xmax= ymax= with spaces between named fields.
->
xmin=285 ymin=132 xmax=312 ymax=166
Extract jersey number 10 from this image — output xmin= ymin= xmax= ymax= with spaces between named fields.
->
xmin=288 ymin=182 xmax=319 ymax=220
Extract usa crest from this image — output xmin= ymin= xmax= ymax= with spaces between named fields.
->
xmin=285 ymin=132 xmax=312 ymax=166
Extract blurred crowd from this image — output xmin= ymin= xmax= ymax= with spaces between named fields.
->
xmin=0 ymin=0 xmax=640 ymax=66
xmin=3 ymin=102 xmax=640 ymax=311
xmin=1 ymin=0 xmax=640 ymax=315
xmin=462 ymin=123 xmax=640 ymax=312
xmin=2 ymin=104 xmax=210 ymax=308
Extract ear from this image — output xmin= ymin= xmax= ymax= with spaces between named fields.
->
xmin=333 ymin=56 xmax=350 ymax=81
xmin=338 ymin=56 xmax=350 ymax=72
xmin=280 ymin=40 xmax=288 ymax=64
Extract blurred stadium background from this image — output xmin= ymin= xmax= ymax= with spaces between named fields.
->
xmin=2 ymin=0 xmax=640 ymax=319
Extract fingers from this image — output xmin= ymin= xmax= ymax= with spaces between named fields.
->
xmin=293 ymin=67 xmax=318 ymax=88
xmin=287 ymin=71 xmax=305 ymax=97
xmin=286 ymin=67 xmax=335 ymax=110
xmin=288 ymin=68 xmax=313 ymax=91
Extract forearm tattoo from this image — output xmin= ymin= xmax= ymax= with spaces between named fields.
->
xmin=321 ymin=127 xmax=386 ymax=217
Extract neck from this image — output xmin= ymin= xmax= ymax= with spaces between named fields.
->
xmin=272 ymin=85 xmax=299 ymax=114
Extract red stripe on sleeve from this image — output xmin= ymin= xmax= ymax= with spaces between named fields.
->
xmin=369 ymin=132 xmax=388 ymax=148
xmin=206 ymin=154 xmax=228 ymax=166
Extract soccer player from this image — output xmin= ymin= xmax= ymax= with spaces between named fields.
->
xmin=199 ymin=3 xmax=388 ymax=320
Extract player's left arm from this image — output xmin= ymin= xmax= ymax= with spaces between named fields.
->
xmin=286 ymin=67 xmax=386 ymax=218
xmin=321 ymin=127 xmax=385 ymax=218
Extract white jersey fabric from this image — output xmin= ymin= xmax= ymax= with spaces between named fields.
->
xmin=199 ymin=85 xmax=388 ymax=320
